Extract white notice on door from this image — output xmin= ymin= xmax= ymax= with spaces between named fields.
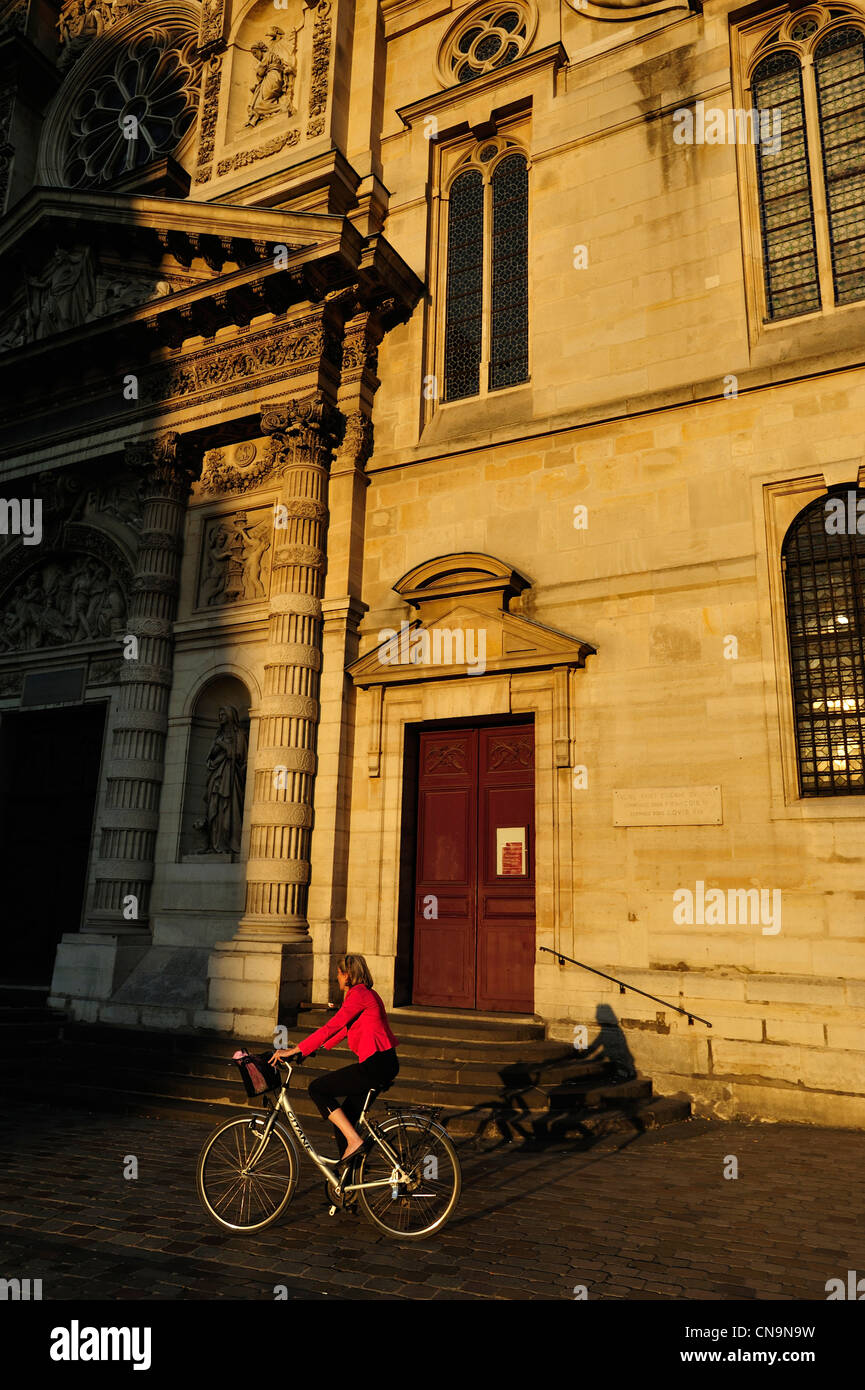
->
xmin=496 ymin=826 xmax=527 ymax=875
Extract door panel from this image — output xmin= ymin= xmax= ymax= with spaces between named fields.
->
xmin=412 ymin=731 xmax=476 ymax=1008
xmin=477 ymin=728 xmax=535 ymax=1011
xmin=412 ymin=723 xmax=534 ymax=1012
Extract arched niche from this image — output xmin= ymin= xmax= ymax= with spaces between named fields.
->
xmin=179 ymin=674 xmax=251 ymax=861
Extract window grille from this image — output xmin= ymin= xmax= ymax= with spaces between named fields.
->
xmin=783 ymin=488 xmax=865 ymax=795
xmin=489 ymin=153 xmax=529 ymax=390
xmin=753 ymin=51 xmax=821 ymax=319
xmin=443 ymin=170 xmax=484 ymax=401
xmin=814 ymin=25 xmax=865 ymax=305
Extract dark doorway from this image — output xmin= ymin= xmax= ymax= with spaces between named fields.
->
xmin=412 ymin=722 xmax=535 ymax=1012
xmin=0 ymin=703 xmax=106 ymax=984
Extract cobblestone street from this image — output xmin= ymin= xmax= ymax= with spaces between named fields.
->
xmin=1 ymin=1101 xmax=863 ymax=1302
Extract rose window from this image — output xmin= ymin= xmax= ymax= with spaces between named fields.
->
xmin=445 ymin=7 xmax=531 ymax=84
xmin=63 ymin=28 xmax=201 ymax=188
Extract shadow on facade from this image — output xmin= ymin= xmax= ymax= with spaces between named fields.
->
xmin=455 ymin=1005 xmax=640 ymax=1153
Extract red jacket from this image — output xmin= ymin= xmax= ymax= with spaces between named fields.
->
xmin=297 ymin=983 xmax=399 ymax=1064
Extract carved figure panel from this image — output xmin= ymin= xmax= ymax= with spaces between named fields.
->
xmin=222 ymin=0 xmax=331 ymax=155
xmin=0 ymin=554 xmax=127 ymax=652
xmin=197 ymin=507 xmax=273 ymax=608
xmin=0 ymin=244 xmax=176 ymax=350
xmin=57 ymin=0 xmax=148 ymax=70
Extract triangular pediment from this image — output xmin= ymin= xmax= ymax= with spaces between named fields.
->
xmin=0 ymin=188 xmax=355 ymax=355
xmin=349 ymin=599 xmax=595 ymax=686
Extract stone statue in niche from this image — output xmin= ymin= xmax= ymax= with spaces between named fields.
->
xmin=245 ymin=25 xmax=298 ymax=126
xmin=200 ymin=705 xmax=248 ymax=855
xmin=198 ymin=511 xmax=272 ymax=607
xmin=0 ymin=556 xmax=125 ymax=651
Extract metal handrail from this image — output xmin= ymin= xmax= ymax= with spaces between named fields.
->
xmin=539 ymin=946 xmax=712 ymax=1028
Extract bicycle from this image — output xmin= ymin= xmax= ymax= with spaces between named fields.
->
xmin=195 ymin=1058 xmax=461 ymax=1240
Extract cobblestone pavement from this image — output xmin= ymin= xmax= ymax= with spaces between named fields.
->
xmin=0 ymin=1101 xmax=863 ymax=1301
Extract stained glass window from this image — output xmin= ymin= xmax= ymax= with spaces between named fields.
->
xmin=447 ymin=5 xmax=530 ymax=84
xmin=753 ymin=51 xmax=821 ymax=320
xmin=444 ymin=170 xmax=484 ymax=401
xmin=814 ymin=26 xmax=865 ymax=305
xmin=783 ymin=489 xmax=865 ymax=795
xmin=489 ymin=153 xmax=529 ymax=390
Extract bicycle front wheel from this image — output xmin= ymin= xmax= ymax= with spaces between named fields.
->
xmin=196 ymin=1115 xmax=298 ymax=1232
xmin=356 ymin=1113 xmax=461 ymax=1240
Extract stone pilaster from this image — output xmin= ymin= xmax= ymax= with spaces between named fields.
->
xmin=307 ymin=306 xmax=382 ymax=1002
xmin=87 ymin=432 xmax=192 ymax=932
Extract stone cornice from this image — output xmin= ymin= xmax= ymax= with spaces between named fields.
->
xmin=396 ymin=43 xmax=568 ymax=128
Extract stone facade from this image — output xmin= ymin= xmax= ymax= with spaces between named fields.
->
xmin=1 ymin=0 xmax=865 ymax=1128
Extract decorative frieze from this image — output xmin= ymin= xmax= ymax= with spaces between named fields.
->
xmin=306 ymin=0 xmax=332 ymax=138
xmin=194 ymin=56 xmax=223 ymax=185
xmin=145 ymin=316 xmax=327 ymax=406
xmin=215 ymin=129 xmax=300 ymax=177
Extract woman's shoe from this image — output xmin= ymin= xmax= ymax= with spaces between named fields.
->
xmin=337 ymin=1141 xmax=366 ymax=1187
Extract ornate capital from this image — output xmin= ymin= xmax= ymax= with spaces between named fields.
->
xmin=124 ymin=432 xmax=194 ymax=502
xmin=337 ymin=411 xmax=374 ymax=471
xmin=260 ymin=395 xmax=344 ymax=469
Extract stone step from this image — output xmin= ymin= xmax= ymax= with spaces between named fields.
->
xmin=299 ymin=1005 xmax=546 ymax=1043
xmin=547 ymin=1077 xmax=653 ymax=1109
xmin=51 ymin=1029 xmax=613 ymax=1094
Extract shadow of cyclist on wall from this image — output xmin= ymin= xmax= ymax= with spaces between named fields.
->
xmin=457 ymin=1003 xmax=639 ymax=1152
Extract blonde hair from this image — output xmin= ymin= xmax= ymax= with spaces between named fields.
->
xmin=338 ymin=953 xmax=373 ymax=988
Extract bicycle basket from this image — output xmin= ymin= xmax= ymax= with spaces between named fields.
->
xmin=232 ymin=1049 xmax=280 ymax=1098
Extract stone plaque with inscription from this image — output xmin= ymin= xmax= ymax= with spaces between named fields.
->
xmin=613 ymin=785 xmax=722 ymax=826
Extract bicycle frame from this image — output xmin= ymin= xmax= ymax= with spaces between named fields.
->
xmin=245 ymin=1063 xmax=414 ymax=1193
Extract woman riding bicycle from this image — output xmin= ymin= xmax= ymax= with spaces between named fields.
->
xmin=269 ymin=953 xmax=399 ymax=1182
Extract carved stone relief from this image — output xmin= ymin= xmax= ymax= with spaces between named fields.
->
xmin=306 ymin=0 xmax=331 ymax=138
xmin=0 ymin=244 xmax=175 ymax=351
xmin=245 ymin=25 xmax=299 ymax=126
xmin=0 ymin=554 xmax=127 ymax=652
xmin=56 ymin=0 xmax=150 ymax=72
xmin=197 ymin=507 xmax=272 ymax=608
xmin=144 ymin=314 xmax=329 ymax=406
xmin=200 ymin=441 xmax=271 ymax=495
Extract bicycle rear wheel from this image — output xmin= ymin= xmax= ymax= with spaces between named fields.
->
xmin=356 ymin=1113 xmax=461 ymax=1239
xmin=196 ymin=1115 xmax=298 ymax=1232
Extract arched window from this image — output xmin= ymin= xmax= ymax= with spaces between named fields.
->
xmin=782 ymin=487 xmax=865 ymax=795
xmin=751 ymin=9 xmax=865 ymax=321
xmin=814 ymin=25 xmax=865 ymax=304
xmin=443 ymin=141 xmax=529 ymax=402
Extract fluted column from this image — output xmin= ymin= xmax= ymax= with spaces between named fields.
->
xmin=237 ymin=393 xmax=343 ymax=937
xmin=86 ymin=433 xmax=192 ymax=932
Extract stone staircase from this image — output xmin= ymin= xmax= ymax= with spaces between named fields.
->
xmin=0 ymin=997 xmax=691 ymax=1143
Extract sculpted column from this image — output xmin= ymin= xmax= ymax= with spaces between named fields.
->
xmin=204 ymin=394 xmax=343 ymax=1035
xmin=51 ymin=434 xmax=192 ymax=1015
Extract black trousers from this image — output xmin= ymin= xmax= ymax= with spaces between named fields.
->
xmin=308 ymin=1048 xmax=399 ymax=1155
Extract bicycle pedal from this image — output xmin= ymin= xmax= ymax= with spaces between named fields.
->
xmin=328 ymin=1205 xmax=338 ymax=1217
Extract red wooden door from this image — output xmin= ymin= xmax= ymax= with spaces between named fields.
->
xmin=412 ymin=724 xmax=535 ymax=1012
